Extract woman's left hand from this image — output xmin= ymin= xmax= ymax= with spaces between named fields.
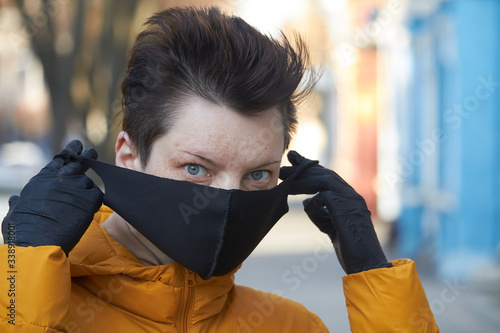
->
xmin=280 ymin=150 xmax=392 ymax=275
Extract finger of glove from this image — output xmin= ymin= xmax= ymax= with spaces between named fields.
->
xmin=81 ymin=147 xmax=98 ymax=160
xmin=281 ymin=162 xmax=328 ymax=194
xmin=57 ymin=140 xmax=84 ymax=163
xmin=288 ymin=176 xmax=326 ymax=195
xmin=303 ymin=195 xmax=336 ymax=236
xmin=286 ymin=150 xmax=306 ymax=166
xmin=59 ymin=147 xmax=97 ymax=175
xmin=51 ymin=173 xmax=97 ymax=190
xmin=64 ymin=139 xmax=84 ymax=154
xmin=42 ymin=140 xmax=84 ymax=173
xmin=295 ymin=168 xmax=363 ymax=198
xmin=279 ymin=151 xmax=310 ymax=180
xmin=8 ymin=195 xmax=20 ymax=210
xmin=279 ymin=166 xmax=296 ymax=180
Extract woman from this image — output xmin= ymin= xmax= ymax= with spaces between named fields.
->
xmin=1 ymin=7 xmax=438 ymax=332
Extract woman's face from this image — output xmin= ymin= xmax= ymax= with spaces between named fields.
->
xmin=116 ymin=96 xmax=286 ymax=191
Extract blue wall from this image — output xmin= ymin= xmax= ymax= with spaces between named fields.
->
xmin=398 ymin=0 xmax=500 ymax=279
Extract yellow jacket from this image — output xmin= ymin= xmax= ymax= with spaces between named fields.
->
xmin=0 ymin=206 xmax=438 ymax=332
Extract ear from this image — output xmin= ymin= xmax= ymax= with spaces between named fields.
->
xmin=115 ymin=131 xmax=143 ymax=171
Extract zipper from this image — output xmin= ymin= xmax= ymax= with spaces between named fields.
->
xmin=180 ymin=269 xmax=195 ymax=333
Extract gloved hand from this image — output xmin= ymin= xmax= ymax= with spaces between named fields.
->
xmin=1 ymin=140 xmax=103 ymax=255
xmin=280 ymin=151 xmax=391 ymax=274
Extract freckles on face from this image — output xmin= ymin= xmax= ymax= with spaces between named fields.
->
xmin=143 ymin=96 xmax=286 ymax=190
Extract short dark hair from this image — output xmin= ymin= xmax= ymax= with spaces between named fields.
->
xmin=121 ymin=6 xmax=317 ymax=166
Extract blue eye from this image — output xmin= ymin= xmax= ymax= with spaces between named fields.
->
xmin=248 ymin=170 xmax=270 ymax=182
xmin=185 ymin=164 xmax=207 ymax=177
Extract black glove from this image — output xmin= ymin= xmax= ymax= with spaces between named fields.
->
xmin=280 ymin=151 xmax=391 ymax=274
xmin=1 ymin=140 xmax=104 ymax=255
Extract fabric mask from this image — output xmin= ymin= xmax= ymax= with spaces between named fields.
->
xmin=61 ymin=153 xmax=317 ymax=280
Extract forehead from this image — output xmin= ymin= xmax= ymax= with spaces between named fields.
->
xmin=157 ymin=96 xmax=285 ymax=162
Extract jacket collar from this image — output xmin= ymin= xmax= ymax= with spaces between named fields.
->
xmin=69 ymin=206 xmax=238 ymax=325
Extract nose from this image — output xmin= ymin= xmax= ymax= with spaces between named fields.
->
xmin=210 ymin=173 xmax=242 ymax=190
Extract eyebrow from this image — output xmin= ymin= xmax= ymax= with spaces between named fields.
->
xmin=252 ymin=160 xmax=281 ymax=169
xmin=181 ymin=150 xmax=220 ymax=167
xmin=180 ymin=150 xmax=280 ymax=169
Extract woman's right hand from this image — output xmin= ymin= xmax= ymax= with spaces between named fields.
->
xmin=1 ymin=140 xmax=103 ymax=255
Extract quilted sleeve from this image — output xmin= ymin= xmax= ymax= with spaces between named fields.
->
xmin=0 ymin=245 xmax=70 ymax=332
xmin=342 ymin=259 xmax=439 ymax=332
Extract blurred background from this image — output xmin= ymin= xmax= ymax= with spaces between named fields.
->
xmin=0 ymin=0 xmax=499 ymax=331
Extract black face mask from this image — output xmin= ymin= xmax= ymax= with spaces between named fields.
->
xmin=69 ymin=154 xmax=317 ymax=280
